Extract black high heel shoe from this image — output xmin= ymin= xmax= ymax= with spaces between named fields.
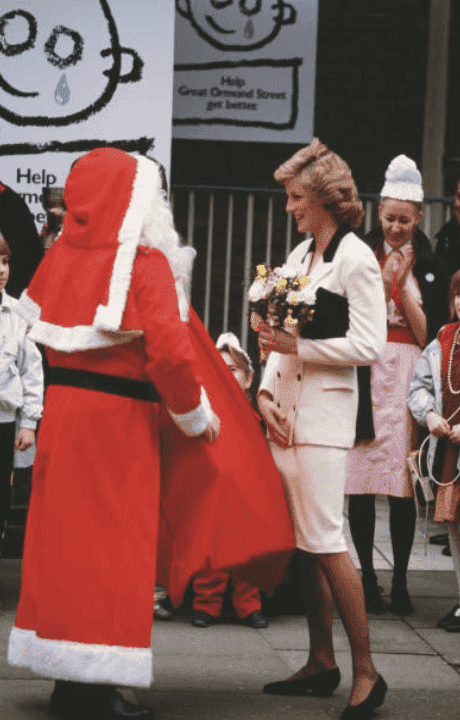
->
xmin=341 ymin=675 xmax=387 ymax=720
xmin=263 ymin=666 xmax=340 ymax=696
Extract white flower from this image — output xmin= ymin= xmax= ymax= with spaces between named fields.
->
xmin=248 ymin=279 xmax=270 ymax=302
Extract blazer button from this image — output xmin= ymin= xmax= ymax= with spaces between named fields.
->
xmin=297 ymin=374 xmax=301 ymax=381
xmin=293 ymin=406 xmax=296 ymax=411
xmin=277 ymin=402 xmax=281 ymax=408
xmin=277 ymin=372 xmax=281 ymax=378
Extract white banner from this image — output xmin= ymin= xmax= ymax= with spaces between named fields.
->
xmin=0 ymin=0 xmax=175 ymax=229
xmin=173 ymin=0 xmax=318 ymax=143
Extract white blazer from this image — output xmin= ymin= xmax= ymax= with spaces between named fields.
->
xmin=259 ymin=229 xmax=387 ymax=449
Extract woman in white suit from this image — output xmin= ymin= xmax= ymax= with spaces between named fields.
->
xmin=257 ymin=139 xmax=387 ymax=720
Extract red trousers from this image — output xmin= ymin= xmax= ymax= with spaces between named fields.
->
xmin=193 ymin=571 xmax=261 ymax=618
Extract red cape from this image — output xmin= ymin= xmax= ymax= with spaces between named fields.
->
xmin=157 ymin=309 xmax=295 ymax=607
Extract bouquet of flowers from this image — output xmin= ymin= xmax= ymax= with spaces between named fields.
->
xmin=248 ymin=263 xmax=316 ymax=362
xmin=248 ymin=263 xmax=350 ymax=363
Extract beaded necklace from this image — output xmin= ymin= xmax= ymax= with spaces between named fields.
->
xmin=446 ymin=327 xmax=460 ymax=395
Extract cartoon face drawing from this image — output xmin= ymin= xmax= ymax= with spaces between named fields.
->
xmin=176 ymin=0 xmax=297 ymax=51
xmin=0 ymin=0 xmax=143 ymax=126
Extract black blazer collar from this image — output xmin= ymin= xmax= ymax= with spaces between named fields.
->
xmin=300 ymin=225 xmax=350 ymax=264
xmin=323 ymin=225 xmax=351 ymax=262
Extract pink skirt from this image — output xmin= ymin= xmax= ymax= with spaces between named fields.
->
xmin=346 ymin=342 xmax=421 ymax=498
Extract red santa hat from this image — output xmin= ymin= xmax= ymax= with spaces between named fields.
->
xmin=16 ymin=147 xmax=195 ymax=352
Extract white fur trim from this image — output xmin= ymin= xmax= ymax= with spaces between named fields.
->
xmin=14 ymin=291 xmax=41 ymax=325
xmin=28 ymin=319 xmax=142 ymax=352
xmin=93 ymin=240 xmax=139 ymax=332
xmin=17 ymin=157 xmax=195 ymax=350
xmin=8 ymin=627 xmax=153 ymax=687
xmin=93 ymin=155 xmax=195 ymax=332
xmin=92 ymin=157 xmax=160 ymax=333
xmin=167 ymin=386 xmax=213 ymax=436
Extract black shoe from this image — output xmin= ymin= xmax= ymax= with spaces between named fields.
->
xmin=390 ymin=582 xmax=414 ymax=615
xmin=438 ymin=604 xmax=460 ymax=631
xmin=341 ymin=675 xmax=387 ymax=720
xmin=361 ymin=572 xmax=385 ymax=615
xmin=263 ymin=666 xmax=340 ymax=696
xmin=442 ymin=542 xmax=452 ymax=556
xmin=153 ymin=601 xmax=172 ymax=620
xmin=429 ymin=533 xmax=449 ymax=546
xmin=49 ymin=682 xmax=154 ymax=719
xmin=192 ymin=610 xmax=214 ymax=627
xmin=245 ymin=610 xmax=268 ymax=628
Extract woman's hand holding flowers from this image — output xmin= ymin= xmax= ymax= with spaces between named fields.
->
xmin=258 ymin=320 xmax=298 ymax=355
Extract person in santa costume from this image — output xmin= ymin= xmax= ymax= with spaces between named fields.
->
xmin=7 ymin=147 xmax=221 ymax=720
xmin=190 ymin=333 xmax=268 ymax=629
xmin=7 ymin=147 xmax=295 ymax=720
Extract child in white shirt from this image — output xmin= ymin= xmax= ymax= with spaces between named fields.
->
xmin=0 ymin=235 xmax=43 ymax=553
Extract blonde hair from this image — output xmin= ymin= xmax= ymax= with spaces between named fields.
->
xmin=274 ymin=138 xmax=364 ymax=228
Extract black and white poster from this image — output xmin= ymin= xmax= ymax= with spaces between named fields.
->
xmin=173 ymin=0 xmax=318 ymax=143
xmin=0 ymin=0 xmax=175 ymax=229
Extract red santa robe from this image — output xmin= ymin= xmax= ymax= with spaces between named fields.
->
xmin=7 ymin=148 xmax=295 ymax=689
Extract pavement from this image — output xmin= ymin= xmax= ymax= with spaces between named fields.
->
xmin=1 ymin=498 xmax=460 ymax=720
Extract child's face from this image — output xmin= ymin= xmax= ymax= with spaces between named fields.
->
xmin=454 ymin=294 xmax=460 ymax=321
xmin=220 ymin=350 xmax=253 ymax=391
xmin=0 ymin=254 xmax=10 ymax=292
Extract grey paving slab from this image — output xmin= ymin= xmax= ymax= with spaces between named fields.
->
xmin=260 ymin=616 xmax=349 ymax=651
xmin=152 ymin=617 xmax=273 ymax=657
xmin=374 ymin=569 xmax=457 ymax=598
xmin=149 ymin=653 xmax=292 ymax=693
xmin=367 ymin=619 xmax=436 ymax=654
xmin=0 ymin=611 xmax=14 ymax=650
xmin=136 ymin=690 xmax=331 ymax=720
xmin=417 ymin=628 xmax=460 ymax=666
xmin=0 ymin=680 xmax=55 ymax=719
xmin=403 ymin=597 xmax=459 ymax=628
xmin=406 ymin=569 xmax=458 ymax=597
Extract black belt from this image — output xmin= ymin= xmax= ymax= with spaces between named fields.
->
xmin=47 ymin=367 xmax=161 ymax=403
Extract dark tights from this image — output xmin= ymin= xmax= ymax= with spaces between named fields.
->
xmin=348 ymin=494 xmax=416 ymax=585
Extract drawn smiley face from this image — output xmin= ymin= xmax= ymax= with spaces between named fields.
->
xmin=176 ymin=0 xmax=297 ymax=51
xmin=0 ymin=0 xmax=143 ymax=127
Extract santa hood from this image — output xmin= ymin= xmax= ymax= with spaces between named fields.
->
xmin=15 ymin=147 xmax=195 ymax=352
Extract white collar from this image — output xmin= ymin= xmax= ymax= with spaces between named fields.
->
xmin=384 ymin=240 xmax=411 ymax=256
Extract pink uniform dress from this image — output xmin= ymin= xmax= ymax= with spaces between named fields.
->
xmin=346 ymin=243 xmax=422 ymax=497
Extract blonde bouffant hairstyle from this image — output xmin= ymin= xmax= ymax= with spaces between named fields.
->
xmin=274 ymin=138 xmax=364 ymax=228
